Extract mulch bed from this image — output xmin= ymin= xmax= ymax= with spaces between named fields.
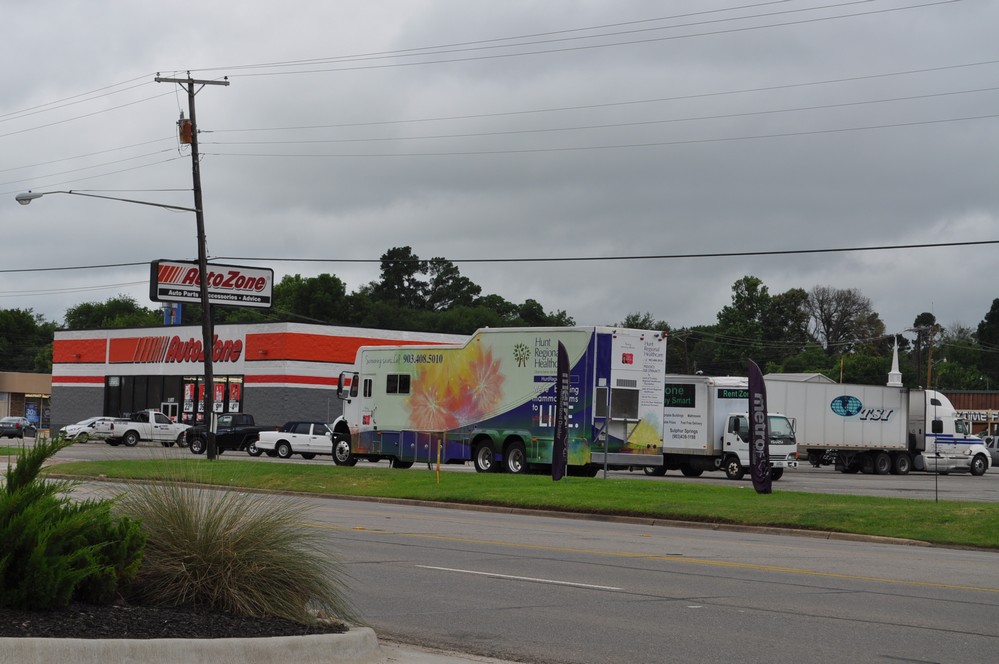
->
xmin=0 ymin=602 xmax=348 ymax=639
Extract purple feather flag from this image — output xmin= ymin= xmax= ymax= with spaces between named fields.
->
xmin=748 ymin=360 xmax=772 ymax=494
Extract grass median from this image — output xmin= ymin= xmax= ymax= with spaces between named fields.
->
xmin=43 ymin=458 xmax=999 ymax=550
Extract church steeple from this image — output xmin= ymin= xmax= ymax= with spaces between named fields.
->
xmin=887 ymin=336 xmax=903 ymax=387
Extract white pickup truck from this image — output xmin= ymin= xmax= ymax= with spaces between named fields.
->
xmin=103 ymin=410 xmax=191 ymax=447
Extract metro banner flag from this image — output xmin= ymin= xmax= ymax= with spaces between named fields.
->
xmin=748 ymin=360 xmax=773 ymax=495
xmin=552 ymin=341 xmax=570 ymax=481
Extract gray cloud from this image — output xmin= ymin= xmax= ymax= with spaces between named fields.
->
xmin=2 ymin=0 xmax=997 ymax=339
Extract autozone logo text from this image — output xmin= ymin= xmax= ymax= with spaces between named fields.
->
xmin=126 ymin=335 xmax=243 ymax=364
xmin=157 ymin=264 xmax=268 ymax=292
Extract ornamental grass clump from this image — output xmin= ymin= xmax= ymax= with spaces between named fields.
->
xmin=0 ymin=437 xmax=145 ymax=610
xmin=117 ymin=481 xmax=357 ymax=626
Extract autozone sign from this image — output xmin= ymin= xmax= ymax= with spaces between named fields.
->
xmin=110 ymin=334 xmax=243 ymax=364
xmin=150 ymin=260 xmax=274 ymax=308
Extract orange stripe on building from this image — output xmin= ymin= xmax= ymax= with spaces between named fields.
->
xmin=108 ymin=337 xmax=144 ymax=363
xmin=244 ymin=333 xmax=446 ymax=364
xmin=52 ymin=339 xmax=109 ymax=364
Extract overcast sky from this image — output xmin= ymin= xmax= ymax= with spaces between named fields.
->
xmin=2 ymin=0 xmax=997 ymax=343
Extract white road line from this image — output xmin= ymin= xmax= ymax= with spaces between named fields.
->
xmin=416 ymin=565 xmax=622 ymax=591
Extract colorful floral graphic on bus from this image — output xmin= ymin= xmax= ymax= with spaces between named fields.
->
xmin=406 ymin=342 xmax=505 ymax=430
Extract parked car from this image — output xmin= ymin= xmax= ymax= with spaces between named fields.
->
xmin=186 ymin=413 xmax=275 ymax=455
xmin=255 ymin=421 xmax=335 ymax=459
xmin=979 ymin=434 xmax=999 ymax=466
xmin=58 ymin=416 xmax=117 ymax=442
xmin=0 ymin=416 xmax=37 ymax=439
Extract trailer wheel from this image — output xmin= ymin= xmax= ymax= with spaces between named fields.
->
xmin=123 ymin=431 xmax=140 ymax=447
xmin=724 ymin=456 xmax=745 ymax=480
xmin=970 ymin=454 xmax=988 ymax=477
xmin=643 ymin=466 xmax=667 ymax=477
xmin=504 ymin=441 xmax=528 ymax=475
xmin=771 ymin=468 xmax=784 ymax=481
xmin=473 ymin=441 xmax=498 ymax=473
xmin=679 ymin=464 xmax=703 ymax=478
xmin=332 ymin=437 xmax=358 ymax=466
xmin=873 ymin=452 xmax=892 ymax=475
xmin=891 ymin=453 xmax=911 ymax=475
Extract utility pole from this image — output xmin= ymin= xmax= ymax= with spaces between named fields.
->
xmin=155 ymin=73 xmax=229 ymax=460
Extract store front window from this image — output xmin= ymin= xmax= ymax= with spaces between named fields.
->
xmin=106 ymin=375 xmax=243 ymax=424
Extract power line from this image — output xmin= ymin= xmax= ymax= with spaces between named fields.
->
xmin=203 ymin=109 xmax=999 ymax=158
xmin=215 ymin=1 xmax=959 ymax=78
xmin=3 ymin=237 xmax=997 ymax=277
xmin=209 ymin=0 xmax=795 ymax=73
xmin=212 ymin=60 xmax=999 ymax=134
xmin=204 ymin=85 xmax=999 ymax=148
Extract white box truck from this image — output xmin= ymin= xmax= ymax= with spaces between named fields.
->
xmin=763 ymin=380 xmax=991 ymax=476
xmin=652 ymin=375 xmax=798 ymax=480
xmin=335 ymin=326 xmax=667 ymax=475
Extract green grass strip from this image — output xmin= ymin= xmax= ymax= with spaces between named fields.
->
xmin=45 ymin=459 xmax=999 ymax=549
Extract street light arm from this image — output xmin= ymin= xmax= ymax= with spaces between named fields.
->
xmin=15 ymin=190 xmax=199 ymax=213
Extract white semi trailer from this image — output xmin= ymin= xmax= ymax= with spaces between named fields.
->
xmin=764 ymin=380 xmax=990 ymax=476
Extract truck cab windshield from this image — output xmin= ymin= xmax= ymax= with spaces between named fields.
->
xmin=768 ymin=416 xmax=795 ymax=442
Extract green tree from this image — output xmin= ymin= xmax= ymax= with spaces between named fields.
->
xmin=63 ymin=296 xmax=161 ymax=329
xmin=805 ymin=286 xmax=884 ymax=355
xmin=713 ymin=276 xmax=769 ymax=372
xmin=935 ymin=323 xmax=983 ymax=389
xmin=0 ymin=309 xmax=56 ymax=372
xmin=620 ymin=312 xmax=669 ymax=331
xmin=909 ymin=312 xmax=942 ymax=387
xmin=760 ymin=287 xmax=812 ymax=367
xmin=976 ymin=298 xmax=999 ymax=385
xmin=371 ymin=247 xmax=427 ymax=309
xmin=271 ymin=273 xmax=349 ymax=324
xmin=425 ymin=258 xmax=480 ymax=311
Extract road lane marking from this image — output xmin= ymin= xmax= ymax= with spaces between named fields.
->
xmin=315 ymin=524 xmax=999 ymax=595
xmin=416 ymin=565 xmax=622 ymax=591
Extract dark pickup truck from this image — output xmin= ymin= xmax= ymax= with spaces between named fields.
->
xmin=186 ymin=413 xmax=275 ymax=455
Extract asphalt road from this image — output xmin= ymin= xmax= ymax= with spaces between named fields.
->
xmin=18 ymin=438 xmax=999 ymax=663
xmin=258 ymin=494 xmax=999 ymax=663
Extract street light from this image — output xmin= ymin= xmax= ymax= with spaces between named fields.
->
xmin=15 ymin=188 xmax=219 ymax=460
xmin=16 ymin=190 xmax=197 ymax=213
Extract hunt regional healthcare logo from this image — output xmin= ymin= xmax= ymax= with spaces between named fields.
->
xmin=830 ymin=395 xmax=863 ymax=417
xmin=513 ymin=342 xmax=530 ymax=367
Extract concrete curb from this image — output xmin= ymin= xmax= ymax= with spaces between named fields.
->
xmin=0 ymin=626 xmax=382 ymax=664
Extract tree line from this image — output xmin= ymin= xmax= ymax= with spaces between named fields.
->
xmin=623 ymin=275 xmax=999 ymax=391
xmin=3 ymin=248 xmax=999 ymax=390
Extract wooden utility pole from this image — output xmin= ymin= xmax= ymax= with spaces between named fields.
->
xmin=154 ymin=73 xmax=229 ymax=460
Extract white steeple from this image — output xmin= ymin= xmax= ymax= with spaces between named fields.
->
xmin=887 ymin=335 xmax=903 ymax=387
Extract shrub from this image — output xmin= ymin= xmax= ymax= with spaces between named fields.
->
xmin=117 ymin=481 xmax=358 ymax=625
xmin=0 ymin=437 xmax=145 ymax=610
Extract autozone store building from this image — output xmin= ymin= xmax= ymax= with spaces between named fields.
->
xmin=51 ymin=322 xmax=465 ymax=433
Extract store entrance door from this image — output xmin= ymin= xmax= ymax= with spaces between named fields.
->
xmin=160 ymin=401 xmax=180 ymax=423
